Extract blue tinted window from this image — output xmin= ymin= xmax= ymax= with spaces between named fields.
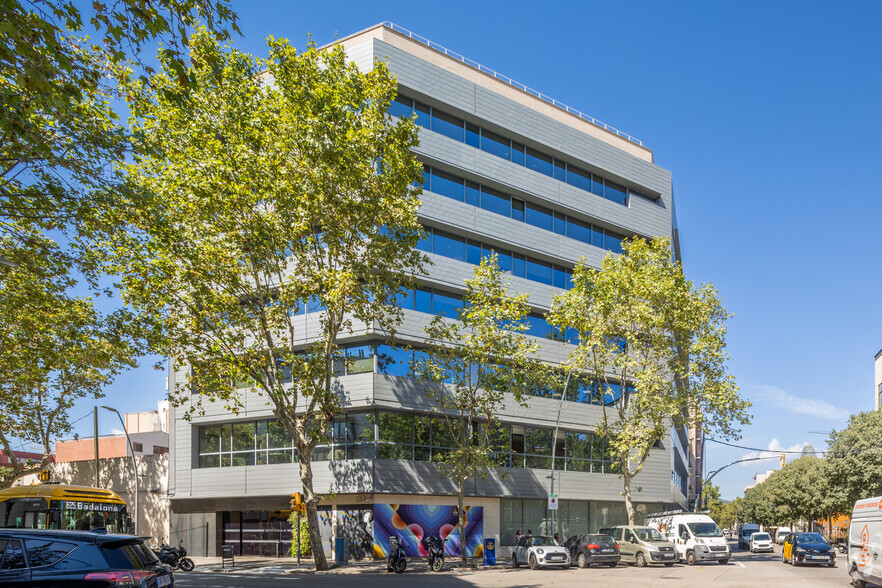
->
xmin=389 ymin=96 xmax=413 ymax=119
xmin=493 ymin=249 xmax=512 ymax=273
xmin=511 ymin=142 xmax=525 ymax=166
xmin=414 ymin=102 xmax=431 ymax=128
xmin=553 ymin=211 xmax=567 ymax=235
xmin=396 ymin=288 xmax=415 ymax=310
xmin=567 ymin=217 xmax=591 ymax=243
xmin=416 ymin=229 xmax=431 ymax=252
xmin=480 ymin=129 xmax=511 ymax=160
xmin=433 ymin=230 xmax=466 ymax=261
xmin=525 ymin=315 xmax=552 ymax=339
xmin=465 ymin=122 xmax=480 ymax=148
xmin=604 ymin=231 xmax=624 ymax=254
xmin=377 ymin=345 xmax=411 ymax=377
xmin=566 ymin=327 xmax=579 ymax=344
xmin=525 ymin=202 xmax=553 ymax=232
xmin=466 ymin=240 xmax=482 ymax=265
xmin=604 ymin=383 xmax=622 ymax=405
xmin=431 ymin=109 xmax=464 ymax=142
xmin=592 ymin=175 xmax=604 ymax=196
xmin=526 ymin=259 xmax=553 ymax=285
xmin=526 ymin=148 xmax=553 ymax=176
xmin=414 ymin=289 xmax=432 ymax=313
xmin=512 ymin=254 xmax=526 ymax=278
xmin=553 ymin=266 xmax=567 ymax=289
xmin=604 ymin=181 xmax=627 ymax=205
xmin=465 ymin=181 xmax=480 ymax=207
xmin=511 ymin=199 xmax=524 ymax=222
xmin=480 ymin=186 xmax=511 ymax=217
xmin=566 ymin=166 xmax=591 ymax=191
xmin=553 ymin=159 xmax=566 ymax=181
xmin=591 ymin=226 xmax=604 ymax=247
xmin=566 ymin=269 xmax=575 ymax=290
xmin=411 ymin=349 xmax=429 ymax=377
xmin=432 ymin=291 xmax=462 ymax=318
xmin=429 ymin=169 xmax=464 ymax=201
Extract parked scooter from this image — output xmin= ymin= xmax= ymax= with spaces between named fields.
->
xmin=422 ymin=535 xmax=444 ymax=572
xmin=154 ymin=540 xmax=195 ymax=571
xmin=387 ymin=536 xmax=407 ymax=573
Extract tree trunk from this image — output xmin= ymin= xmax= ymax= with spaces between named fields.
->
xmin=623 ymin=468 xmax=636 ymax=525
xmin=457 ymin=479 xmax=467 ymax=567
xmin=298 ymin=449 xmax=329 ymax=570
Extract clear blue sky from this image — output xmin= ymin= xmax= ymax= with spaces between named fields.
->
xmin=67 ymin=0 xmax=882 ymax=501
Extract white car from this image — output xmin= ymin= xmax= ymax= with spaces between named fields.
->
xmin=750 ymin=532 xmax=774 ymax=553
xmin=512 ymin=535 xmax=571 ymax=569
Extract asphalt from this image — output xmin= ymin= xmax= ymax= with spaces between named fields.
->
xmin=188 ymin=555 xmax=491 ymax=575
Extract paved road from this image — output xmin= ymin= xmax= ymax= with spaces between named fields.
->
xmin=174 ymin=541 xmax=859 ymax=587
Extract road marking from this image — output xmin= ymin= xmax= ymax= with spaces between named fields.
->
xmin=737 ymin=561 xmax=745 ymax=568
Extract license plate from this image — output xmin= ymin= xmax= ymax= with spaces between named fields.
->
xmin=548 ymin=555 xmax=563 ymax=560
xmin=602 ymin=549 xmax=613 ymax=553
xmin=157 ymin=575 xmax=172 ymax=587
xmin=808 ymin=555 xmax=826 ymax=560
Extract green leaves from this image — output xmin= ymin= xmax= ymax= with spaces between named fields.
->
xmin=549 ymin=237 xmax=750 ymax=522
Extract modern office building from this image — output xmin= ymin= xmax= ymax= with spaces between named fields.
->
xmin=167 ymin=22 xmax=689 ymax=559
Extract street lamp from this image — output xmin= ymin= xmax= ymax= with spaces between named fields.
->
xmin=101 ymin=406 xmax=138 ymax=535
xmin=549 ymin=370 xmax=573 ymax=538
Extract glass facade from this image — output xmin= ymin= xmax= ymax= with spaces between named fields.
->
xmin=197 ymin=411 xmax=619 ymax=475
xmin=422 ymin=166 xmax=627 ymax=254
xmin=392 ymin=94 xmax=653 ymax=207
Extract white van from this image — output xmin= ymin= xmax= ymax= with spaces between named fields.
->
xmin=775 ymin=526 xmax=792 ymax=544
xmin=644 ymin=512 xmax=730 ymax=565
xmin=848 ymin=496 xmax=882 ymax=588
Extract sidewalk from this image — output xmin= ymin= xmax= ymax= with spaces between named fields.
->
xmin=188 ymin=555 xmax=495 ymax=575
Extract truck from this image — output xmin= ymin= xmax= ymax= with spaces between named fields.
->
xmin=644 ymin=511 xmax=730 ymax=565
xmin=848 ymin=496 xmax=882 ymax=588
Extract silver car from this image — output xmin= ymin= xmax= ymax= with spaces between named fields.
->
xmin=512 ymin=535 xmax=571 ymax=569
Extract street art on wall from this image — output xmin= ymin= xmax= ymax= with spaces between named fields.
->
xmin=372 ymin=504 xmax=483 ymax=558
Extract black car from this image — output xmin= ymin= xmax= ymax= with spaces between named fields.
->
xmin=564 ymin=533 xmax=621 ymax=568
xmin=0 ymin=529 xmax=174 ymax=586
xmin=782 ymin=532 xmax=836 ymax=567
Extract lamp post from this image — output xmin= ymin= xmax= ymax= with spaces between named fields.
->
xmin=101 ymin=406 xmax=138 ymax=535
xmin=549 ymin=370 xmax=573 ymax=538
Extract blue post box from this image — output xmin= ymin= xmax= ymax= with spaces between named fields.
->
xmin=483 ymin=537 xmax=496 ymax=566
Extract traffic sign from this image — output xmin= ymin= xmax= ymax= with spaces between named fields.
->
xmin=548 ymin=493 xmax=558 ymax=510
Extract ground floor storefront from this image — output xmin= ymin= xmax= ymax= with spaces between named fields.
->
xmin=170 ymin=494 xmax=669 ymax=559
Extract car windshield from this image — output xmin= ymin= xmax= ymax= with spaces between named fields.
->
xmin=531 ymin=537 xmax=559 ymax=547
xmin=635 ymin=528 xmax=665 ymax=542
xmin=752 ymin=533 xmax=771 ymax=541
xmin=687 ymin=522 xmax=723 ymax=537
xmin=796 ymin=533 xmax=827 ymax=544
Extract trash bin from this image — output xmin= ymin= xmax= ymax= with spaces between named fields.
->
xmin=483 ymin=537 xmax=496 ymax=566
xmin=221 ymin=544 xmax=235 ymax=569
xmin=335 ymin=537 xmax=348 ymax=563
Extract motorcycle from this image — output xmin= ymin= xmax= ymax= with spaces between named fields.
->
xmin=422 ymin=535 xmax=444 ymax=572
xmin=387 ymin=536 xmax=407 ymax=573
xmin=154 ymin=540 xmax=195 ymax=572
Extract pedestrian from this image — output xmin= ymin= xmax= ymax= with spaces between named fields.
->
xmin=526 ymin=529 xmax=533 ymax=538
xmin=553 ymin=532 xmax=560 ymax=543
xmin=516 ymin=529 xmax=522 ymax=542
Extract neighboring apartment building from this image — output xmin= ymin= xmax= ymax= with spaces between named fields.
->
xmin=56 ymin=431 xmax=169 ymax=462
xmin=167 ymin=22 xmax=690 ymax=559
xmin=875 ymin=348 xmax=881 ymax=409
xmin=0 ymin=450 xmax=53 ymax=468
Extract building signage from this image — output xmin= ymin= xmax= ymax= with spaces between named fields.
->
xmin=62 ymin=501 xmax=120 ymax=513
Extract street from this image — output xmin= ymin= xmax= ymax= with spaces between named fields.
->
xmin=173 ymin=540 xmax=861 ymax=587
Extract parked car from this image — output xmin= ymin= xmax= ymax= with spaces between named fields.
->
xmin=563 ymin=533 xmax=620 ymax=568
xmin=749 ymin=532 xmax=774 ymax=553
xmin=512 ymin=535 xmax=570 ymax=570
xmin=775 ymin=526 xmax=792 ymax=545
xmin=609 ymin=525 xmax=677 ymax=567
xmin=848 ymin=496 xmax=882 ymax=588
xmin=645 ymin=512 xmax=730 ymax=565
xmin=722 ymin=527 xmax=730 ymax=537
xmin=782 ymin=532 xmax=835 ymax=567
xmin=0 ymin=528 xmax=174 ymax=586
xmin=738 ymin=524 xmax=760 ymax=550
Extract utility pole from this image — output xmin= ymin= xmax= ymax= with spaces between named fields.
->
xmin=94 ymin=407 xmax=99 ymax=487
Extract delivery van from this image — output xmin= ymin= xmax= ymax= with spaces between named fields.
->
xmin=644 ymin=511 xmax=730 ymax=565
xmin=848 ymin=496 xmax=882 ymax=588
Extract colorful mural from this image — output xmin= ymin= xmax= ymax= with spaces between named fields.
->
xmin=372 ymin=504 xmax=483 ymax=559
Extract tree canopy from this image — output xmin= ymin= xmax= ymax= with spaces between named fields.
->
xmin=115 ymin=31 xmax=425 ymax=569
xmin=825 ymin=410 xmax=882 ymax=514
xmin=549 ymin=237 xmax=750 ymax=524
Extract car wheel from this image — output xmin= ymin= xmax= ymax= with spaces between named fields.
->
xmin=529 ymin=554 xmax=538 ymax=570
xmin=685 ymin=550 xmax=695 ymax=566
xmin=791 ymin=555 xmax=798 ymax=567
xmin=577 ymin=552 xmax=587 ymax=568
xmin=607 ymin=561 xmax=617 ymax=568
xmin=664 ymin=562 xmax=674 ymax=567
xmin=635 ymin=553 xmax=647 ymax=568
xmin=512 ymin=554 xmax=519 ymax=569
xmin=827 ymin=562 xmax=836 ymax=568
xmin=851 ymin=564 xmax=867 ymax=587
xmin=719 ymin=559 xmax=728 ymax=565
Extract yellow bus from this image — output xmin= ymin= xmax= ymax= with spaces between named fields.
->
xmin=0 ymin=485 xmax=130 ymax=534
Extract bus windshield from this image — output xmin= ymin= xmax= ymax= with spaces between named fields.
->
xmin=0 ymin=485 xmax=130 ymax=534
xmin=58 ymin=501 xmax=129 ymax=534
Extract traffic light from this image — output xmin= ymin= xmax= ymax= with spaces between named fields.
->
xmin=290 ymin=492 xmax=305 ymax=516
xmin=38 ymin=470 xmax=50 ymax=483
xmin=780 ymin=453 xmax=786 ymax=468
